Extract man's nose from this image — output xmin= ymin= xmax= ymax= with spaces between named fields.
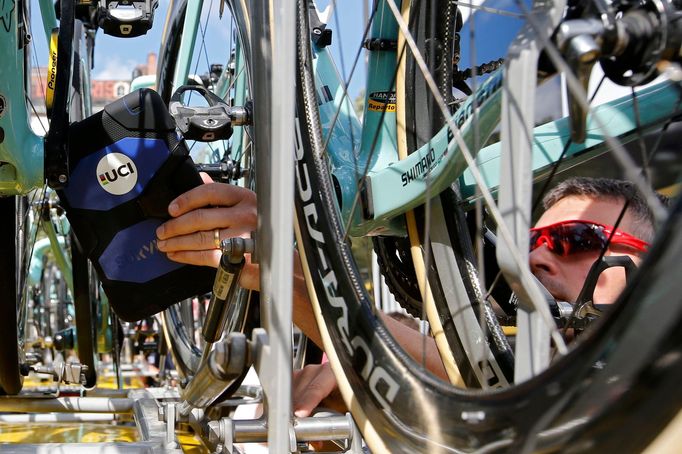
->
xmin=529 ymin=244 xmax=560 ymax=276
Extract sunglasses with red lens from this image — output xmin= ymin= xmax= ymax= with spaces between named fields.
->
xmin=529 ymin=220 xmax=650 ymax=256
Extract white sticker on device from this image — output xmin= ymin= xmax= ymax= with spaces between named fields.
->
xmin=96 ymin=152 xmax=138 ymax=195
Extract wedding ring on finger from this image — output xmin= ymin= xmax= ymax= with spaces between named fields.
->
xmin=214 ymin=229 xmax=221 ymax=249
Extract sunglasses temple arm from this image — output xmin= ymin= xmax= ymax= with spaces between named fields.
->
xmin=573 ymin=256 xmax=639 ymax=308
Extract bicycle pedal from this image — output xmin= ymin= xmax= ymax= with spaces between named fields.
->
xmin=169 ymin=85 xmax=251 ymax=142
xmin=98 ymin=0 xmax=158 ymax=38
xmin=177 ymin=105 xmax=233 ymax=142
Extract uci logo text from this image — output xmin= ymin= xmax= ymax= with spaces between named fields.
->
xmin=99 ymin=162 xmax=135 ymax=186
xmin=96 ymin=152 xmax=139 ymax=195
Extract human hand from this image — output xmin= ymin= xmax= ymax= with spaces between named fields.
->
xmin=292 ymin=362 xmax=346 ymax=417
xmin=156 ymin=173 xmax=259 ymax=290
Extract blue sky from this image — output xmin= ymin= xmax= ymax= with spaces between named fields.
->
xmin=88 ymin=0 xmax=373 ymax=84
xmin=83 ymin=1 xmax=522 ymax=82
xmin=91 ymin=0 xmax=171 ymax=79
xmin=29 ymin=0 xmax=525 ymax=92
xmin=30 ymin=0 xmax=599 ymax=117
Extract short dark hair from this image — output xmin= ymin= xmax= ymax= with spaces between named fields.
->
xmin=542 ymin=177 xmax=668 ymax=242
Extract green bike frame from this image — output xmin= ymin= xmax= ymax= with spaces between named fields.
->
xmin=308 ymin=1 xmax=681 ymax=237
xmin=0 ymin=0 xmax=113 ymax=354
xmin=0 ymin=0 xmax=56 ymax=195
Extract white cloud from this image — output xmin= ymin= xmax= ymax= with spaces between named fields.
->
xmin=93 ymin=56 xmax=138 ymax=80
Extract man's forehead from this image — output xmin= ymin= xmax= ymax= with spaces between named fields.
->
xmin=535 ymin=195 xmax=633 ymax=229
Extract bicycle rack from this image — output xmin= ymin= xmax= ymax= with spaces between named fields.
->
xmin=0 ymin=379 xmax=365 ymax=453
xmin=0 ymin=388 xmax=182 ymax=453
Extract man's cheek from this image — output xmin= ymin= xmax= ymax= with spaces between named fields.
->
xmin=593 ymin=267 xmax=627 ymax=305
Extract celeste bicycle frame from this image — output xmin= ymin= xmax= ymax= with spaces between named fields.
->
xmin=0 ymin=0 xmax=58 ymax=195
xmin=0 ymin=0 xmax=113 ymax=366
xmin=0 ymin=0 xmax=73 ymax=292
xmin=305 ymin=1 xmax=681 ymax=237
xmin=159 ymin=0 xmax=680 ymax=239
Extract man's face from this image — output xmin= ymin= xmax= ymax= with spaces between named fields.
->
xmin=529 ymin=195 xmax=644 ymax=305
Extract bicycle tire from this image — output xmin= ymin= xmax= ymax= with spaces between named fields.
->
xmin=399 ymin=0 xmax=514 ymax=387
xmin=0 ymin=196 xmax=27 ymax=394
xmin=294 ymin=0 xmax=682 ymax=451
xmin=69 ymin=18 xmax=99 ymax=389
xmin=295 ymin=0 xmax=509 ymax=392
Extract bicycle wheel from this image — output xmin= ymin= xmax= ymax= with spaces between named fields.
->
xmin=294 ymin=0 xmax=682 ymax=450
xmin=0 ymin=196 xmax=28 ymax=394
xmin=72 ymin=231 xmax=99 ymax=388
xmin=0 ymin=0 xmax=95 ymax=394
xmin=68 ymin=16 xmax=100 ymax=389
xmin=156 ymin=0 xmax=256 ymax=385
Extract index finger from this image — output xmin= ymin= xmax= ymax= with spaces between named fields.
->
xmin=169 ymin=183 xmax=254 ymax=217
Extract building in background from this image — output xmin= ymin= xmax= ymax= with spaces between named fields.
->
xmin=29 ymin=53 xmax=157 ymax=129
xmin=132 ymin=53 xmax=157 ymax=81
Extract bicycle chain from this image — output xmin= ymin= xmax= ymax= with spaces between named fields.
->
xmin=453 ymin=58 xmax=505 ymax=85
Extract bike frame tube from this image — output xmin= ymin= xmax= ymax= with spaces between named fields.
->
xmin=171 ymin=0 xmax=203 ymax=93
xmin=0 ymin=0 xmax=45 ymax=195
xmin=214 ymin=36 xmax=249 ymax=165
xmin=43 ymin=215 xmax=73 ymax=292
xmin=82 ymin=30 xmax=95 ymax=118
xmin=38 ymin=0 xmax=58 ymax=43
xmin=363 ymin=77 xmax=681 ymax=224
xmin=311 ymin=0 xmax=404 ymax=236
xmin=458 ymin=80 xmax=682 ymax=201
xmin=358 ymin=70 xmax=503 ymax=234
xmin=229 ymin=38 xmax=249 ymax=163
